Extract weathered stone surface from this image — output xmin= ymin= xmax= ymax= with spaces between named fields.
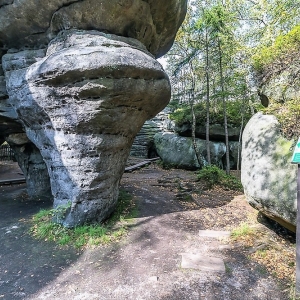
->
xmin=1 ymin=1 xmax=187 ymax=226
xmin=154 ymin=132 xmax=226 ymax=169
xmin=259 ymin=64 xmax=300 ymax=103
xmin=181 ymin=253 xmax=225 ymax=272
xmin=241 ymin=113 xmax=297 ymax=232
xmin=130 ymin=108 xmax=174 ymax=158
xmin=3 ymin=31 xmax=171 ymax=227
xmin=130 ymin=120 xmax=159 ymax=158
xmin=0 ymin=0 xmax=187 ymax=58
xmin=0 ymin=72 xmax=24 ymax=138
xmin=0 ymin=49 xmax=46 ymax=138
xmin=175 ymin=123 xmax=241 ymax=141
xmin=1 ymin=48 xmax=51 ymax=200
xmin=6 ymin=133 xmax=52 ymax=200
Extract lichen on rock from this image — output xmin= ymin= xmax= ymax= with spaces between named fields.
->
xmin=0 ymin=0 xmax=187 ymax=227
xmin=241 ymin=112 xmax=297 ymax=232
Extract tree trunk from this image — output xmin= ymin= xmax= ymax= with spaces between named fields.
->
xmin=237 ymin=83 xmax=247 ymax=172
xmin=205 ymin=28 xmax=211 ymax=165
xmin=188 ymin=66 xmax=207 ymax=168
xmin=218 ymin=40 xmax=230 ymax=175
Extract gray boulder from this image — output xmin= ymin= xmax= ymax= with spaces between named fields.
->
xmin=0 ymin=0 xmax=187 ymax=58
xmin=6 ymin=133 xmax=52 ymax=200
xmin=1 ymin=1 xmax=187 ymax=227
xmin=175 ymin=123 xmax=241 ymax=141
xmin=241 ymin=113 xmax=297 ymax=232
xmin=3 ymin=31 xmax=171 ymax=227
xmin=154 ymin=132 xmax=226 ymax=169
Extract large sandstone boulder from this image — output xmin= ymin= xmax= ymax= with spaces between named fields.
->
xmin=241 ymin=113 xmax=297 ymax=232
xmin=154 ymin=132 xmax=227 ymax=169
xmin=3 ymin=31 xmax=171 ymax=227
xmin=175 ymin=123 xmax=241 ymax=141
xmin=0 ymin=0 xmax=186 ymax=58
xmin=1 ymin=1 xmax=187 ymax=227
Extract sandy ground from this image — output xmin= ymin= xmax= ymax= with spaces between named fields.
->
xmin=0 ymin=161 xmax=290 ymax=299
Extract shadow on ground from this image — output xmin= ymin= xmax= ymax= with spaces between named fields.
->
xmin=0 ymin=184 xmax=80 ymax=299
xmin=0 ymin=162 xmax=290 ymax=300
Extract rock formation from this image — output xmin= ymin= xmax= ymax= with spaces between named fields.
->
xmin=241 ymin=112 xmax=297 ymax=232
xmin=0 ymin=50 xmax=51 ymax=199
xmin=175 ymin=123 xmax=241 ymax=141
xmin=0 ymin=1 xmax=187 ymax=227
xmin=6 ymin=133 xmax=52 ymax=200
xmin=154 ymin=132 xmax=228 ymax=169
xmin=130 ymin=108 xmax=174 ymax=158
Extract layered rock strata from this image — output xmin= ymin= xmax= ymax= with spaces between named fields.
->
xmin=0 ymin=0 xmax=186 ymax=58
xmin=0 ymin=49 xmax=51 ymax=199
xmin=3 ymin=31 xmax=171 ymax=227
xmin=1 ymin=0 xmax=187 ymax=226
xmin=6 ymin=133 xmax=52 ymax=200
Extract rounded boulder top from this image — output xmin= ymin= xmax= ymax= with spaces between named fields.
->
xmin=0 ymin=0 xmax=187 ymax=58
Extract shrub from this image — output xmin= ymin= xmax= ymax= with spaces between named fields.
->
xmin=197 ymin=165 xmax=243 ymax=191
xmin=253 ymin=25 xmax=300 ymax=73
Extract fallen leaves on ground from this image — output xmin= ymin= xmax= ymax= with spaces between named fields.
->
xmin=230 ymin=220 xmax=296 ymax=287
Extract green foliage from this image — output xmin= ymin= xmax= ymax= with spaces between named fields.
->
xmin=261 ymin=99 xmax=300 ymax=139
xmin=30 ymin=189 xmax=137 ymax=248
xmin=231 ymin=222 xmax=254 ymax=238
xmin=253 ymin=25 xmax=300 ymax=73
xmin=169 ymin=100 xmax=252 ymax=127
xmin=197 ymin=165 xmax=243 ymax=191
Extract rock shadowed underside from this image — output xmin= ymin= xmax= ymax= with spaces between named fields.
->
xmin=0 ymin=48 xmax=51 ymax=200
xmin=0 ymin=0 xmax=187 ymax=58
xmin=1 ymin=1 xmax=187 ymax=227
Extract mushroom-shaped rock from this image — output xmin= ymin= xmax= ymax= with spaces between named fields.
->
xmin=1 ymin=1 xmax=187 ymax=227
xmin=3 ymin=31 xmax=171 ymax=227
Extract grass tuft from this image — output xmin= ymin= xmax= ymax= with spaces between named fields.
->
xmin=231 ymin=222 xmax=254 ymax=239
xmin=30 ymin=189 xmax=137 ymax=249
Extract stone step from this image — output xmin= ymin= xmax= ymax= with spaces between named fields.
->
xmin=181 ymin=253 xmax=225 ymax=273
xmin=198 ymin=230 xmax=231 ymax=239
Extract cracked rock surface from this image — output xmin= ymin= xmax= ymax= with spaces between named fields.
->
xmin=3 ymin=31 xmax=171 ymax=227
xmin=0 ymin=0 xmax=186 ymax=226
xmin=0 ymin=0 xmax=187 ymax=58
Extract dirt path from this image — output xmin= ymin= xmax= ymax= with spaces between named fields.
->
xmin=0 ymin=162 xmax=290 ymax=299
